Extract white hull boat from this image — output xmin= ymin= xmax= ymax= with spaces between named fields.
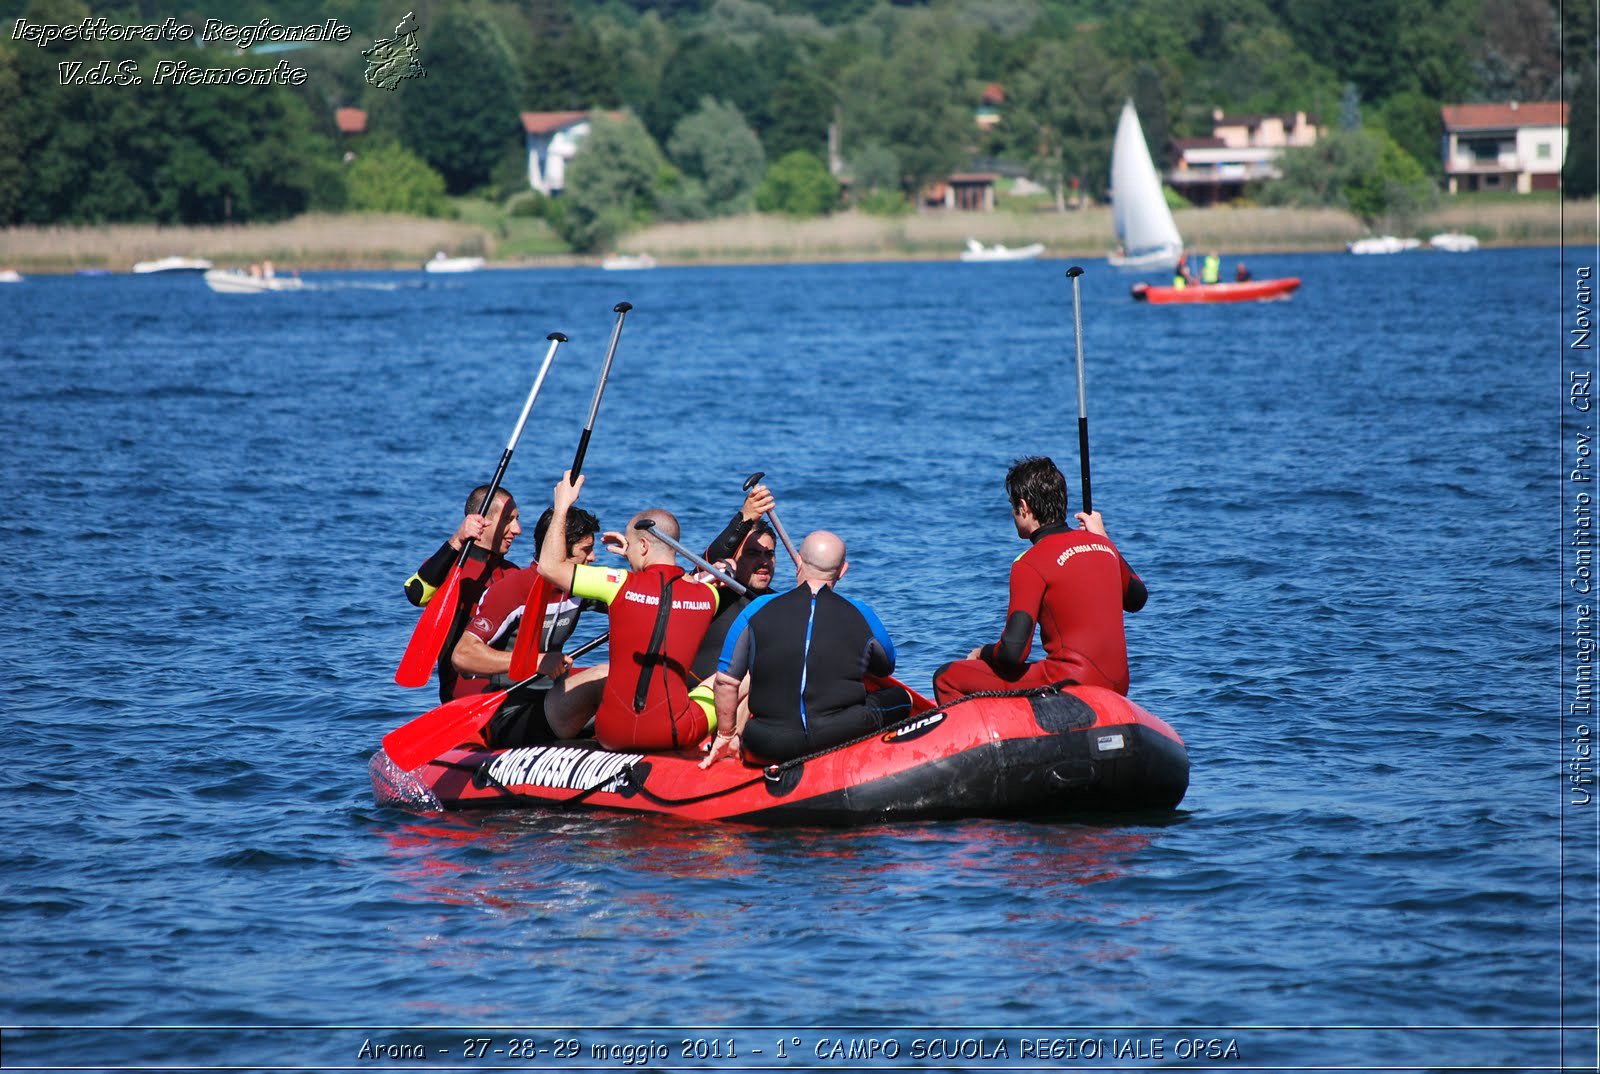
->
xmin=959 ymin=239 xmax=1045 ymax=262
xmin=1347 ymin=235 xmax=1420 ymax=255
xmin=0 ymin=269 xmax=22 ymax=283
xmin=1107 ymin=99 xmax=1183 ymax=272
xmin=203 ymin=269 xmax=305 ymax=294
xmin=133 ymin=255 xmax=213 ymax=274
xmin=424 ymin=252 xmax=485 ymax=274
xmin=1429 ymin=232 xmax=1480 ymax=253
xmin=601 ymin=253 xmax=657 ymax=270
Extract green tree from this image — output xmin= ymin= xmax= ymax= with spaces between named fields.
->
xmin=555 ymin=114 xmax=666 ymax=252
xmin=1343 ymin=128 xmax=1436 ymax=228
xmin=507 ymin=2 xmax=622 ymax=111
xmin=346 ymin=141 xmax=447 ymax=215
xmin=764 ymin=66 xmax=834 ymax=161
xmin=1007 ymin=34 xmax=1124 ymax=205
xmin=1375 ymin=91 xmax=1444 ymax=178
xmin=644 ymin=33 xmax=770 ymax=148
xmin=837 ymin=9 xmax=974 ymax=206
xmin=754 ymin=149 xmax=839 ymax=215
xmin=666 ymin=96 xmax=766 ymax=215
xmin=1265 ymin=127 xmax=1435 ymax=228
xmin=1562 ymin=0 xmax=1598 ymax=198
xmin=368 ymin=7 xmax=521 ymax=196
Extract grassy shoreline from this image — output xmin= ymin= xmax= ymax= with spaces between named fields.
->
xmin=0 ymin=199 xmax=1590 ymax=273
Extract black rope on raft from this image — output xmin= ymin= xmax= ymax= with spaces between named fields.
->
xmin=750 ymin=679 xmax=1084 ymax=778
xmin=464 ymin=680 xmax=1083 ymax=812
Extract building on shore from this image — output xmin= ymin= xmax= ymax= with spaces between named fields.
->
xmin=1440 ymin=101 xmax=1568 ymax=194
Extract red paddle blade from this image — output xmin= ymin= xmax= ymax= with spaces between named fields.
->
xmin=507 ymin=576 xmax=553 ymax=681
xmin=394 ymin=564 xmax=463 ymax=688
xmin=382 ymin=688 xmax=508 ymax=771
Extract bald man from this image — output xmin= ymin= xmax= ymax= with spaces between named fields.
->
xmin=536 ymin=471 xmax=720 ymax=752
xmin=701 ymin=530 xmax=910 ymax=767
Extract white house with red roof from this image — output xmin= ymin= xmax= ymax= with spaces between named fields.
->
xmin=1440 ymin=100 xmax=1568 ymax=194
xmin=522 ymin=111 xmax=626 ymax=196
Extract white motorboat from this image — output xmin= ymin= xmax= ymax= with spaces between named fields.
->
xmin=0 ymin=269 xmax=22 ymax=283
xmin=1428 ymin=231 xmax=1480 ymax=253
xmin=203 ymin=268 xmax=305 ymax=294
xmin=1107 ymin=99 xmax=1183 ymax=272
xmin=601 ymin=252 xmax=657 ymax=271
xmin=424 ymin=251 xmax=485 ymax=274
xmin=1347 ymin=235 xmax=1421 ymax=255
xmin=133 ymin=255 xmax=213 ymax=274
xmin=959 ymin=239 xmax=1045 ymax=262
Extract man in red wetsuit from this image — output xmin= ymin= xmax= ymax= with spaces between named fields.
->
xmin=535 ymin=471 xmax=720 ymax=751
xmin=402 ymin=485 xmax=522 ymax=702
xmin=443 ymin=504 xmax=610 ymax=747
xmin=933 ymin=456 xmax=1146 ymax=703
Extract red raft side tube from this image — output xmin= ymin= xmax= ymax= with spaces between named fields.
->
xmin=1131 ymin=277 xmax=1301 ymax=304
xmin=370 ymin=682 xmax=1190 ymax=825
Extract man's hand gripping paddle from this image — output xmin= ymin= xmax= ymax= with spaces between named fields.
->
xmin=743 ymin=471 xmax=800 ymax=568
xmin=394 ymin=332 xmax=567 ymax=688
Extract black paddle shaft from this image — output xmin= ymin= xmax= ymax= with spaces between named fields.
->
xmin=1066 ymin=267 xmax=1092 ymax=515
xmin=569 ymin=302 xmax=632 ymax=477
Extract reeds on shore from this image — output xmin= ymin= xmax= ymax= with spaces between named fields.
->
xmin=0 ymin=199 xmax=1589 ymax=272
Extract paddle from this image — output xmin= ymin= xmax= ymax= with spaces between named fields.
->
xmin=743 ymin=470 xmax=800 ymax=567
xmin=634 ymin=519 xmax=748 ymax=595
xmin=507 ymin=301 xmax=633 ymax=681
xmin=395 ymin=332 xmax=568 ymax=688
xmin=1066 ymin=266 xmax=1093 ymax=514
xmin=383 ymin=630 xmax=610 ymax=771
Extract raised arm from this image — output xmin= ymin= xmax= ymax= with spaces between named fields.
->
xmin=537 ymin=471 xmax=585 ymax=591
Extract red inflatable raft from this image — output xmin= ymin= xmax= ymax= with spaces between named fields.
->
xmin=370 ymin=681 xmax=1189 ymax=824
xmin=1131 ymin=277 xmax=1301 ymax=304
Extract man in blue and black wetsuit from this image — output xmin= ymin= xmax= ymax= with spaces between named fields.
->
xmin=700 ymin=530 xmax=911 ymax=767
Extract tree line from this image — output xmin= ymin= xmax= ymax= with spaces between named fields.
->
xmin=0 ymin=0 xmax=1591 ymax=250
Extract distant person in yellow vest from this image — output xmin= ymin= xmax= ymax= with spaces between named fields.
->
xmin=1201 ymin=252 xmax=1221 ymax=284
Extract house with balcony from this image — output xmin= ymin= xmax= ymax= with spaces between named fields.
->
xmin=1440 ymin=101 xmax=1567 ymax=194
xmin=1168 ymin=109 xmax=1322 ymax=206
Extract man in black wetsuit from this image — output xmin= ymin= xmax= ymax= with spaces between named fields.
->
xmin=700 ymin=530 xmax=911 ymax=767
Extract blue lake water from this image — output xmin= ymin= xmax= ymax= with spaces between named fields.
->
xmin=2 ymin=247 xmax=1595 ymax=1071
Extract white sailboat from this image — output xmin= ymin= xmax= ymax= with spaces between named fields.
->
xmin=1107 ymin=99 xmax=1183 ymax=272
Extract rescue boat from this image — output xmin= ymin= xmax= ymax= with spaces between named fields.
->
xmin=369 ymin=681 xmax=1189 ymax=824
xmin=1131 ymin=277 xmax=1301 ymax=304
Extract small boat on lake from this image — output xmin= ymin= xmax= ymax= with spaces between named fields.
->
xmin=1347 ymin=236 xmax=1420 ymax=255
xmin=0 ymin=269 xmax=22 ymax=283
xmin=1132 ymin=277 xmax=1301 ymax=304
xmin=601 ymin=252 xmax=657 ymax=271
xmin=371 ymin=679 xmax=1189 ymax=824
xmin=1108 ymin=99 xmax=1184 ymax=272
xmin=959 ymin=238 xmax=1045 ymax=262
xmin=424 ymin=251 xmax=485 ymax=274
xmin=133 ymin=255 xmax=213 ymax=274
xmin=1429 ymin=231 xmax=1480 ymax=253
xmin=203 ymin=268 xmax=305 ymax=294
